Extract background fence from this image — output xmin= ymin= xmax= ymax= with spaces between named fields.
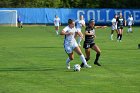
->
xmin=0 ymin=8 xmax=140 ymax=25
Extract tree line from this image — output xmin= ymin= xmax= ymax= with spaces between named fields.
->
xmin=0 ymin=0 xmax=140 ymax=8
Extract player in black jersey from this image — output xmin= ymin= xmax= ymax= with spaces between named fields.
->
xmin=116 ymin=12 xmax=126 ymax=42
xmin=81 ymin=19 xmax=106 ymax=67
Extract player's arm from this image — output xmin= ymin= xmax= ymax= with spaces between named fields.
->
xmin=111 ymin=19 xmax=115 ymax=26
xmin=85 ymin=30 xmax=94 ymax=35
xmin=124 ymin=19 xmax=127 ymax=26
xmin=54 ymin=18 xmax=56 ymax=25
xmin=132 ymin=18 xmax=134 ymax=25
xmin=112 ymin=20 xmax=115 ymax=26
xmin=123 ymin=18 xmax=126 ymax=26
xmin=85 ymin=31 xmax=96 ymax=38
xmin=82 ymin=22 xmax=86 ymax=27
xmin=76 ymin=31 xmax=84 ymax=39
xmin=60 ymin=30 xmax=73 ymax=35
xmin=59 ymin=18 xmax=61 ymax=26
xmin=82 ymin=24 xmax=85 ymax=27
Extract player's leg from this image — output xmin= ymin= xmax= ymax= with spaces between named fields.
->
xmin=64 ymin=44 xmax=74 ymax=69
xmin=80 ymin=48 xmax=90 ymax=67
xmin=127 ymin=26 xmax=130 ymax=33
xmin=111 ymin=30 xmax=114 ymax=40
xmin=66 ymin=52 xmax=74 ymax=69
xmin=20 ymin=22 xmax=23 ymax=29
xmin=119 ymin=29 xmax=123 ymax=42
xmin=74 ymin=46 xmax=91 ymax=68
xmin=78 ymin=36 xmax=82 ymax=46
xmin=115 ymin=29 xmax=118 ymax=34
xmin=117 ymin=29 xmax=121 ymax=41
xmin=91 ymin=44 xmax=101 ymax=66
xmin=85 ymin=48 xmax=91 ymax=61
xmin=18 ymin=22 xmax=20 ymax=28
xmin=77 ymin=30 xmax=83 ymax=46
xmin=130 ymin=25 xmax=133 ymax=33
xmin=116 ymin=29 xmax=119 ymax=40
xmin=55 ymin=26 xmax=59 ymax=35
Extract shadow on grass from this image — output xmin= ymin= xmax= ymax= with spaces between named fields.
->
xmin=0 ymin=67 xmax=54 ymax=71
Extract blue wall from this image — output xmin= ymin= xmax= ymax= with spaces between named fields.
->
xmin=0 ymin=8 xmax=140 ymax=25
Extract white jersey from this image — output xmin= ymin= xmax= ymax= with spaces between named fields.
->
xmin=75 ymin=19 xmax=85 ymax=31
xmin=54 ymin=17 xmax=60 ymax=26
xmin=63 ymin=26 xmax=77 ymax=44
xmin=111 ymin=18 xmax=117 ymax=30
xmin=127 ymin=17 xmax=133 ymax=26
xmin=63 ymin=26 xmax=78 ymax=53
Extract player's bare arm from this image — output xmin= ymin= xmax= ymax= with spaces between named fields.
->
xmin=60 ymin=30 xmax=74 ymax=35
xmin=76 ymin=32 xmax=84 ymax=39
xmin=85 ymin=30 xmax=94 ymax=35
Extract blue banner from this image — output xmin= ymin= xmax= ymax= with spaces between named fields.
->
xmin=0 ymin=8 xmax=140 ymax=25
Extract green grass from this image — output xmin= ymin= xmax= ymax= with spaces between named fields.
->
xmin=0 ymin=26 xmax=139 ymax=93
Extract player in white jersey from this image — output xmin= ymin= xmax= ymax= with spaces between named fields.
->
xmin=127 ymin=14 xmax=134 ymax=33
xmin=110 ymin=14 xmax=118 ymax=40
xmin=54 ymin=15 xmax=61 ymax=35
xmin=60 ymin=19 xmax=91 ymax=69
xmin=75 ymin=15 xmax=85 ymax=46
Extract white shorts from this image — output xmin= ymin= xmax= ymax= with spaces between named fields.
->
xmin=64 ymin=41 xmax=78 ymax=54
xmin=111 ymin=25 xmax=117 ymax=30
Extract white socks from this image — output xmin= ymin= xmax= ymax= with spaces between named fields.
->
xmin=80 ymin=54 xmax=87 ymax=65
xmin=56 ymin=30 xmax=59 ymax=35
xmin=66 ymin=55 xmax=87 ymax=66
xmin=130 ymin=28 xmax=132 ymax=32
xmin=66 ymin=58 xmax=71 ymax=64
xmin=128 ymin=28 xmax=130 ymax=33
xmin=111 ymin=34 xmax=113 ymax=40
xmin=128 ymin=28 xmax=132 ymax=33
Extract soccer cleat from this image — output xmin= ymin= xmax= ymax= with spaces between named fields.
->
xmin=94 ymin=62 xmax=101 ymax=66
xmin=66 ymin=62 xmax=70 ymax=69
xmin=84 ymin=64 xmax=92 ymax=68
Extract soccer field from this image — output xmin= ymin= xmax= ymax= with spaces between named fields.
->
xmin=0 ymin=26 xmax=139 ymax=93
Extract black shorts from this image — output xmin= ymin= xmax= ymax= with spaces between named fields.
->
xmin=117 ymin=26 xmax=123 ymax=29
xmin=83 ymin=42 xmax=95 ymax=49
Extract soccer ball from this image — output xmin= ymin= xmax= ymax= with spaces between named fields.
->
xmin=73 ymin=64 xmax=81 ymax=71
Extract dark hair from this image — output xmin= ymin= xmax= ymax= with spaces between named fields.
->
xmin=129 ymin=14 xmax=132 ymax=17
xmin=89 ymin=19 xmax=95 ymax=23
xmin=68 ymin=19 xmax=74 ymax=24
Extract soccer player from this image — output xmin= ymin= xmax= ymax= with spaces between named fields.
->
xmin=60 ymin=19 xmax=91 ymax=69
xmin=116 ymin=12 xmax=126 ymax=42
xmin=54 ymin=15 xmax=61 ymax=35
xmin=110 ymin=14 xmax=118 ymax=40
xmin=81 ymin=19 xmax=106 ymax=67
xmin=17 ymin=16 xmax=23 ymax=29
xmin=75 ymin=15 xmax=86 ymax=46
xmin=127 ymin=14 xmax=134 ymax=33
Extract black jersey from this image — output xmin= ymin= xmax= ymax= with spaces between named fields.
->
xmin=116 ymin=17 xmax=125 ymax=26
xmin=84 ymin=26 xmax=95 ymax=44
